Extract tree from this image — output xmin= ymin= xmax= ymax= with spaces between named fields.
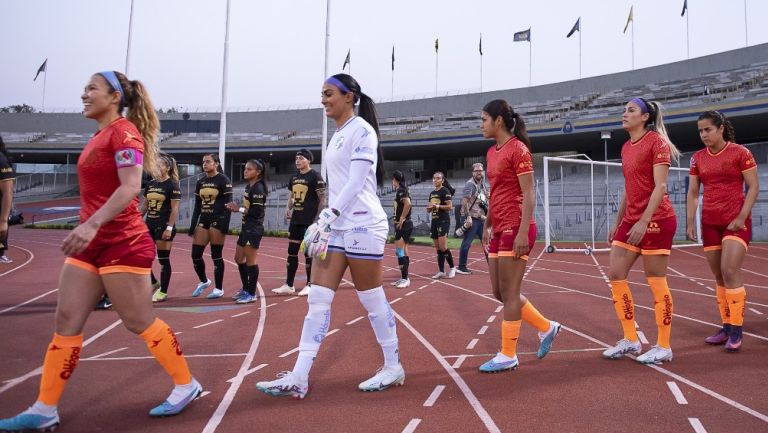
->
xmin=0 ymin=104 xmax=36 ymax=113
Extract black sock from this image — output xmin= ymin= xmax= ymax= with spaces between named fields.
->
xmin=444 ymin=249 xmax=454 ymax=269
xmin=397 ymin=256 xmax=405 ymax=277
xmin=305 ymin=256 xmax=313 ymax=285
xmin=211 ymin=245 xmax=224 ymax=289
xmin=238 ymin=263 xmax=248 ymax=291
xmin=191 ymin=244 xmax=207 ymax=282
xmin=286 ymin=255 xmax=299 ymax=287
xmin=437 ymin=250 xmax=445 ymax=272
xmin=402 ymin=256 xmax=410 ymax=279
xmin=157 ymin=250 xmax=171 ymax=294
xmin=247 ymin=265 xmax=259 ymax=296
xmin=150 ymin=272 xmax=158 ymax=285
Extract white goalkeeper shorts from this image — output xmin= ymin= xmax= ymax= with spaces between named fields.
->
xmin=327 ymin=218 xmax=388 ymax=260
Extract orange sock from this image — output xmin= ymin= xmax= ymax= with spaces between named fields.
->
xmin=725 ymin=287 xmax=746 ymax=326
xmin=37 ymin=333 xmax=83 ymax=406
xmin=648 ymin=277 xmax=673 ymax=349
xmin=520 ymin=300 xmax=550 ymax=333
xmin=500 ymin=320 xmax=521 ymax=358
xmin=140 ymin=318 xmax=192 ymax=385
xmin=716 ymin=285 xmax=731 ymax=325
xmin=610 ymin=280 xmax=638 ymax=341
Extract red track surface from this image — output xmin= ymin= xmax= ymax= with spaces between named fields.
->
xmin=1 ymin=228 xmax=767 ymax=433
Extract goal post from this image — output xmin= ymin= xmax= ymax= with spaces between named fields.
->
xmin=540 ymin=155 xmax=701 ymax=254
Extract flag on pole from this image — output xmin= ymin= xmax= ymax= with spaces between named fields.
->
xmin=567 ymin=17 xmax=581 ymax=38
xmin=391 ymin=45 xmax=395 ymax=71
xmin=513 ymin=28 xmax=530 ymax=42
xmin=435 ymin=38 xmax=439 ymax=52
xmin=681 ymin=0 xmax=687 ymax=16
xmin=33 ymin=59 xmax=47 ymax=81
xmin=479 ymin=34 xmax=483 ymax=55
xmin=623 ymin=6 xmax=633 ymax=33
xmin=342 ymin=49 xmax=350 ymax=70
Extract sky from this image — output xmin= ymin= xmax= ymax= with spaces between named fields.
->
xmin=1 ymin=0 xmax=767 ymax=113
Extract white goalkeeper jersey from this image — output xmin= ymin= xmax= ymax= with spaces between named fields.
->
xmin=324 ymin=116 xmax=387 ymax=231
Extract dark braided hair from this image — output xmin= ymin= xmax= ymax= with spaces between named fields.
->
xmin=482 ymin=99 xmax=532 ymax=151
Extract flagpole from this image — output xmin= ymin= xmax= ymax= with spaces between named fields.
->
xmin=686 ymin=5 xmax=690 ymax=59
xmin=744 ymin=0 xmax=748 ymax=46
xmin=631 ymin=15 xmax=635 ymax=70
xmin=125 ymin=0 xmax=135 ymax=75
xmin=479 ymin=33 xmax=483 ymax=93
xmin=578 ymin=21 xmax=582 ymax=79
xmin=218 ymin=0 xmax=231 ymax=170
xmin=42 ymin=69 xmax=47 ymax=113
xmin=321 ymin=0 xmax=331 ymax=179
xmin=528 ymin=40 xmax=532 ymax=87
xmin=435 ymin=49 xmax=439 ymax=97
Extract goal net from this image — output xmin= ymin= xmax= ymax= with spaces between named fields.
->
xmin=537 ymin=155 xmax=701 ymax=254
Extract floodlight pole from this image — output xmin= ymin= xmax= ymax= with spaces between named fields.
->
xmin=321 ymin=0 xmax=331 ymax=179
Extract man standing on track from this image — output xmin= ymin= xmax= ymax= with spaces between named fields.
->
xmin=272 ymin=149 xmax=326 ymax=297
xmin=456 ymin=162 xmax=488 ymax=274
xmin=0 ymin=136 xmax=15 ymax=264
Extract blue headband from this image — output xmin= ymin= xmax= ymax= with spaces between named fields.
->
xmin=325 ymin=76 xmax=351 ymax=94
xmin=98 ymin=71 xmax=126 ymax=105
xmin=629 ymin=97 xmax=649 ymax=114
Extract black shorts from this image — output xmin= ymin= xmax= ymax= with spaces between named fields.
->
xmin=289 ymin=223 xmax=310 ymax=242
xmin=237 ymin=230 xmax=263 ymax=248
xmin=197 ymin=213 xmax=231 ymax=234
xmin=430 ymin=219 xmax=451 ymax=239
xmin=146 ymin=219 xmax=177 ymax=241
xmin=394 ymin=220 xmax=413 ymax=242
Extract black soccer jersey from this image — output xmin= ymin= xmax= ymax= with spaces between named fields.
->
xmin=196 ymin=173 xmax=233 ymax=215
xmin=0 ymin=152 xmax=14 ymax=216
xmin=242 ymin=181 xmax=266 ymax=231
xmin=429 ymin=186 xmax=452 ymax=222
xmin=289 ymin=169 xmax=326 ymax=225
xmin=394 ymin=185 xmax=411 ymax=221
xmin=144 ymin=178 xmax=181 ymax=221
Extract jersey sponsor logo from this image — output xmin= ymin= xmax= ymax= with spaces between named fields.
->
xmin=352 ymin=227 xmax=368 ymax=233
xmin=115 ymin=148 xmax=142 ymax=168
xmin=352 ymin=211 xmax=369 ymax=215
xmin=354 ymin=145 xmax=374 ymax=155
xmin=59 ymin=347 xmax=81 ymax=380
xmin=745 ymin=157 xmax=756 ymax=166
xmin=621 ymin=294 xmax=634 ymax=320
xmin=662 ymin=294 xmax=673 ymax=325
xmin=361 ymin=129 xmax=370 ymax=138
xmin=646 ymin=221 xmax=661 ymax=234
xmin=313 ymin=310 xmax=331 ymax=343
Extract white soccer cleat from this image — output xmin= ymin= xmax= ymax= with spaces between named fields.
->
xmin=446 ymin=268 xmax=456 ymax=279
xmin=394 ymin=278 xmax=411 ymax=289
xmin=256 ymin=371 xmax=309 ymax=399
xmin=391 ymin=279 xmax=404 ymax=287
xmin=297 ymin=285 xmax=311 ymax=297
xmin=431 ymin=271 xmax=446 ymax=279
xmin=358 ymin=364 xmax=405 ymax=392
xmin=602 ymin=338 xmax=642 ymax=359
xmin=636 ymin=345 xmax=673 ymax=364
xmin=272 ymin=284 xmax=295 ymax=296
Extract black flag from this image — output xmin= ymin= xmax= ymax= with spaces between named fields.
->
xmin=681 ymin=0 xmax=687 ymax=16
xmin=513 ymin=29 xmax=530 ymax=42
xmin=479 ymin=34 xmax=483 ymax=55
xmin=567 ymin=18 xmax=580 ymax=38
xmin=33 ymin=59 xmax=47 ymax=81
xmin=391 ymin=46 xmax=395 ymax=71
xmin=342 ymin=50 xmax=350 ymax=70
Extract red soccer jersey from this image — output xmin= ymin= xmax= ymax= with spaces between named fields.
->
xmin=78 ymin=117 xmax=147 ymax=242
xmin=620 ymin=131 xmax=676 ymax=224
xmin=689 ymin=142 xmax=756 ymax=226
xmin=486 ymin=137 xmax=534 ymax=233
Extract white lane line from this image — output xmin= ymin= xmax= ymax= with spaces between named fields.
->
xmin=327 ymin=328 xmax=340 ymax=336
xmin=667 ymin=381 xmax=688 ymax=404
xmin=443 ymin=347 xmax=605 ymax=358
xmin=0 ymin=245 xmax=35 ymax=277
xmin=259 ymin=303 xmax=277 ymax=309
xmin=346 ymin=316 xmax=366 ymax=325
xmin=283 ymin=296 xmax=301 ymax=302
xmin=0 ymin=319 xmax=122 ymax=395
xmin=749 ymin=308 xmax=763 ymax=315
xmin=401 ymin=418 xmax=422 ymax=433
xmin=637 ymin=331 xmax=650 ymax=345
xmin=231 ymin=311 xmax=251 ymax=318
xmin=478 ymin=326 xmax=488 ymax=335
xmin=85 ymin=347 xmax=128 ymax=360
xmin=175 ymin=331 xmax=183 ymax=335
xmin=466 ymin=339 xmax=479 ymax=350
xmin=423 ymin=385 xmax=446 ymax=407
xmin=688 ymin=418 xmax=708 ymax=433
xmin=676 ymin=248 xmax=768 ymax=279
xmin=405 ymin=291 xmax=417 ymax=297
xmin=494 ymin=306 xmax=503 ymax=313
xmin=202 ymin=267 xmax=268 ymax=433
xmin=390 ymin=297 xmax=403 ymax=304
xmin=81 ymin=353 xmax=248 ymax=362
xmin=199 ymin=391 xmax=212 ymax=398
xmin=394 ymin=312 xmax=501 ymax=433
xmin=279 ymin=347 xmax=299 ymax=358
xmin=227 ymin=363 xmax=268 ymax=383
xmin=486 ymin=315 xmax=496 ymax=323
xmin=0 ymin=288 xmax=58 ymax=315
xmin=193 ymin=319 xmax=224 ymax=329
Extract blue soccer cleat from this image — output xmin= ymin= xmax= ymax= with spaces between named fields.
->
xmin=479 ymin=354 xmax=519 ymax=373
xmin=192 ymin=279 xmax=212 ymax=297
xmin=149 ymin=379 xmax=203 ymax=417
xmin=537 ymin=321 xmax=562 ymax=359
xmin=0 ymin=411 xmax=60 ymax=432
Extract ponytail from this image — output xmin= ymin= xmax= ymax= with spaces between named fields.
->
xmin=443 ymin=178 xmax=456 ymax=196
xmin=159 ymin=152 xmax=179 ymax=182
xmin=110 ymin=71 xmax=160 ymax=178
xmin=0 ymin=135 xmax=8 ymax=161
xmin=248 ymin=158 xmax=269 ymax=198
xmin=328 ymin=73 xmax=385 ymax=186
xmin=643 ymin=100 xmax=680 ymax=163
xmin=482 ymin=99 xmax=532 ymax=151
xmin=698 ymin=110 xmax=736 ymax=143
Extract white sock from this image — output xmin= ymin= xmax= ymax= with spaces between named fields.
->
xmin=293 ymin=285 xmax=335 ymax=379
xmin=356 ymin=286 xmax=400 ymax=368
xmin=166 ymin=378 xmax=200 ymax=405
xmin=492 ymin=352 xmax=515 ymax=363
xmin=29 ymin=402 xmax=58 ymax=417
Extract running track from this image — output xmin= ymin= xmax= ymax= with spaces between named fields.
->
xmin=1 ymin=228 xmax=767 ymax=433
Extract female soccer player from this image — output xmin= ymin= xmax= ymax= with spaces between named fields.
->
xmin=603 ymin=98 xmax=681 ymax=364
xmin=189 ymin=153 xmax=232 ymax=299
xmin=0 ymin=136 xmax=14 ymax=264
xmin=428 ymin=171 xmax=456 ymax=279
xmin=478 ymin=99 xmax=561 ymax=373
xmin=687 ymin=111 xmax=758 ymax=352
xmin=256 ymin=74 xmax=403 ymax=398
xmin=227 ymin=159 xmax=268 ymax=304
xmin=140 ymin=152 xmax=182 ymax=302
xmin=0 ymin=71 xmax=200 ymax=431
xmin=391 ymin=170 xmax=413 ymax=288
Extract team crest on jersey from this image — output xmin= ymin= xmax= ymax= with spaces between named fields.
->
xmin=334 ymin=136 xmax=345 ymax=149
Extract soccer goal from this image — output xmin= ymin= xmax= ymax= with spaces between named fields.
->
xmin=539 ymin=154 xmax=701 ymax=254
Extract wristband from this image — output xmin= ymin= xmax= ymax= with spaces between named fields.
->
xmin=166 ymin=225 xmax=173 ymax=231
xmin=239 ymin=207 xmax=246 ymax=214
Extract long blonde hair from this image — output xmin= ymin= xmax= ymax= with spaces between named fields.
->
xmin=109 ymin=71 xmax=160 ymax=178
xmin=159 ymin=152 xmax=179 ymax=182
xmin=645 ymin=100 xmax=681 ymax=163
